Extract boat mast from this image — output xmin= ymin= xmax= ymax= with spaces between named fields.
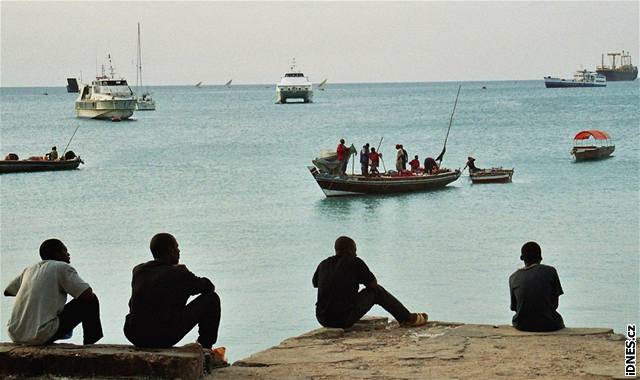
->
xmin=136 ymin=23 xmax=142 ymax=93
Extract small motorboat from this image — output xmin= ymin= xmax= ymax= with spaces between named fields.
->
xmin=470 ymin=168 xmax=514 ymax=184
xmin=571 ymin=130 xmax=615 ymax=161
xmin=0 ymin=154 xmax=84 ymax=174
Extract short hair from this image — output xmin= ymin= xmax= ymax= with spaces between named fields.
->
xmin=340 ymin=139 xmax=345 ymax=144
xmin=334 ymin=236 xmax=355 ymax=256
xmin=40 ymin=239 xmax=65 ymax=260
xmin=520 ymin=241 xmax=542 ymax=263
xmin=52 ymin=146 xmax=57 ymax=150
xmin=150 ymin=233 xmax=176 ymax=259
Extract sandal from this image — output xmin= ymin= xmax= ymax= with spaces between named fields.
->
xmin=401 ymin=312 xmax=428 ymax=327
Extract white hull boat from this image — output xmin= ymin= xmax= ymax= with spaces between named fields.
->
xmin=276 ymin=58 xmax=313 ymax=104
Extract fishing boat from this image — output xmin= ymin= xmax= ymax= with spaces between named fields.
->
xmin=276 ymin=58 xmax=313 ymax=103
xmin=571 ymin=130 xmax=615 ymax=161
xmin=195 ymin=81 xmax=203 ymax=88
xmin=135 ymin=23 xmax=155 ymax=111
xmin=544 ymin=70 xmax=606 ymax=88
xmin=225 ymin=80 xmax=232 ymax=88
xmin=75 ymin=54 xmax=137 ymax=120
xmin=0 ymin=155 xmax=83 ymax=174
xmin=318 ymin=79 xmax=327 ymax=91
xmin=470 ymin=168 xmax=514 ymax=184
xmin=308 ymin=165 xmax=461 ymax=197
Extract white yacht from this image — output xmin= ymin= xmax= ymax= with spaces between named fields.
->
xmin=135 ymin=23 xmax=155 ymax=111
xmin=75 ymin=55 xmax=136 ymax=120
xmin=276 ymin=59 xmax=313 ymax=103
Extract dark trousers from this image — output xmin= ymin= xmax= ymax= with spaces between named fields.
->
xmin=341 ymin=159 xmax=348 ymax=174
xmin=48 ymin=295 xmax=103 ymax=345
xmin=318 ymin=286 xmax=412 ymax=328
xmin=361 ymin=163 xmax=369 ymax=176
xmin=124 ymin=291 xmax=221 ymax=349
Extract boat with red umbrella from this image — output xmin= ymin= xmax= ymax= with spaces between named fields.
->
xmin=571 ymin=130 xmax=615 ymax=161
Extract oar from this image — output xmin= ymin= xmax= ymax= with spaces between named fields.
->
xmin=376 ymin=136 xmax=386 ymax=173
xmin=62 ymin=124 xmax=81 ymax=156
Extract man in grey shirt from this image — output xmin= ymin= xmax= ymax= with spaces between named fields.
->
xmin=509 ymin=241 xmax=565 ymax=332
xmin=4 ymin=239 xmax=103 ymax=345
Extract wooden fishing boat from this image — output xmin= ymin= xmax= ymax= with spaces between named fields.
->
xmin=0 ymin=157 xmax=83 ymax=174
xmin=470 ymin=168 xmax=514 ymax=184
xmin=308 ymin=166 xmax=461 ymax=197
xmin=571 ymin=130 xmax=615 ymax=161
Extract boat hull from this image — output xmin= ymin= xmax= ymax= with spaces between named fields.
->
xmin=572 ymin=145 xmax=615 ymax=161
xmin=309 ymin=167 xmax=461 ymax=197
xmin=0 ymin=158 xmax=83 ymax=174
xmin=470 ymin=168 xmax=514 ymax=184
xmin=75 ymin=100 xmax=136 ymax=120
xmin=544 ymin=79 xmax=606 ymax=88
xmin=276 ymin=88 xmax=313 ymax=104
xmin=596 ymin=68 xmax=638 ymax=81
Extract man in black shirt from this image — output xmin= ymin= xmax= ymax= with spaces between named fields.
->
xmin=312 ymin=236 xmax=427 ymax=328
xmin=509 ymin=241 xmax=565 ymax=332
xmin=124 ymin=233 xmax=221 ymax=349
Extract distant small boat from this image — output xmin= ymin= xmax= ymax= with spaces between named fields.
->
xmin=318 ymin=79 xmax=327 ymax=91
xmin=0 ymin=155 xmax=84 ymax=174
xmin=43 ymin=92 xmax=48 ymax=96
xmin=225 ymin=79 xmax=232 ymax=88
xmin=470 ymin=168 xmax=514 ymax=184
xmin=571 ymin=130 xmax=615 ymax=161
xmin=544 ymin=70 xmax=606 ymax=88
xmin=135 ymin=23 xmax=156 ymax=111
xmin=195 ymin=81 xmax=203 ymax=88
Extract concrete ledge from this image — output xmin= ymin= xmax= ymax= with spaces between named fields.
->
xmin=0 ymin=342 xmax=204 ymax=379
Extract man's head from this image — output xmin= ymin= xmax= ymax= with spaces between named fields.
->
xmin=414 ymin=155 xmax=418 ymax=159
xmin=334 ymin=236 xmax=357 ymax=257
xmin=40 ymin=239 xmax=70 ymax=263
xmin=520 ymin=241 xmax=542 ymax=265
xmin=371 ymin=147 xmax=376 ymax=152
xmin=340 ymin=139 xmax=345 ymax=144
xmin=52 ymin=146 xmax=57 ymax=151
xmin=150 ymin=233 xmax=180 ymax=265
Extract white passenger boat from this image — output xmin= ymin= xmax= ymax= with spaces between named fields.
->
xmin=75 ymin=55 xmax=136 ymax=120
xmin=135 ymin=23 xmax=155 ymax=111
xmin=544 ymin=70 xmax=606 ymax=88
xmin=276 ymin=58 xmax=313 ymax=103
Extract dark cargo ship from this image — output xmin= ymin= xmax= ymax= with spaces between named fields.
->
xmin=596 ymin=51 xmax=638 ymax=81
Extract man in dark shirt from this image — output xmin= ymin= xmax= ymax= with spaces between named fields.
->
xmin=124 ymin=233 xmax=221 ymax=349
xmin=312 ymin=236 xmax=427 ymax=328
xmin=509 ymin=241 xmax=565 ymax=332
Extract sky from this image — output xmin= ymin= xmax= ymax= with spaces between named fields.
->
xmin=1 ymin=1 xmax=638 ymax=87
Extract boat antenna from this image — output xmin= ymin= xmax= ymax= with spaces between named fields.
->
xmin=62 ymin=124 xmax=81 ymax=156
xmin=435 ymin=84 xmax=462 ymax=165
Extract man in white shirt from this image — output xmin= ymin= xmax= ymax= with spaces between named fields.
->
xmin=4 ymin=239 xmax=103 ymax=345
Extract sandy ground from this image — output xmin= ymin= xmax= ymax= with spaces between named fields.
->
xmin=212 ymin=317 xmax=631 ymax=380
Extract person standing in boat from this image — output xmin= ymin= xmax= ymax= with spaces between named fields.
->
xmin=369 ymin=148 xmax=381 ymax=175
xmin=509 ymin=241 xmax=565 ymax=332
xmin=395 ymin=144 xmax=404 ymax=172
xmin=3 ymin=238 xmax=103 ymax=346
xmin=401 ymin=145 xmax=408 ymax=170
xmin=423 ymin=156 xmax=439 ymax=175
xmin=360 ymin=144 xmax=370 ymax=176
xmin=46 ymin=146 xmax=58 ymax=161
xmin=409 ymin=155 xmax=421 ymax=173
xmin=123 ymin=233 xmax=221 ymax=351
xmin=464 ymin=156 xmax=481 ymax=173
xmin=337 ymin=139 xmax=348 ymax=175
xmin=312 ymin=236 xmax=429 ymax=329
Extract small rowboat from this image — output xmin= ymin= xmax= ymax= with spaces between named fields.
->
xmin=470 ymin=168 xmax=514 ymax=184
xmin=308 ymin=166 xmax=461 ymax=197
xmin=571 ymin=130 xmax=615 ymax=161
xmin=0 ymin=157 xmax=84 ymax=174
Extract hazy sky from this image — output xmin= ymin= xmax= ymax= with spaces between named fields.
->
xmin=1 ymin=1 xmax=638 ymax=86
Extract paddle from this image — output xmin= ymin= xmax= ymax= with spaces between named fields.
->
xmin=435 ymin=85 xmax=462 ymax=166
xmin=376 ymin=137 xmax=387 ymax=173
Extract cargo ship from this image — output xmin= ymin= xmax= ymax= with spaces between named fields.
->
xmin=596 ymin=51 xmax=638 ymax=81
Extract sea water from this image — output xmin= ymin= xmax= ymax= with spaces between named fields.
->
xmin=1 ymin=81 xmax=638 ymax=360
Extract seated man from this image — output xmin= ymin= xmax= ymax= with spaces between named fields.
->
xmin=509 ymin=241 xmax=565 ymax=332
xmin=4 ymin=239 xmax=103 ymax=345
xmin=409 ymin=155 xmax=421 ymax=172
xmin=124 ymin=233 xmax=221 ymax=350
xmin=46 ymin=146 xmax=58 ymax=161
xmin=312 ymin=236 xmax=428 ymax=329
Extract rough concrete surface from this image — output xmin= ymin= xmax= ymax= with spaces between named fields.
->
xmin=211 ymin=317 xmax=631 ymax=379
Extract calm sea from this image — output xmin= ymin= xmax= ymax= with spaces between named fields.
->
xmin=1 ymin=81 xmax=638 ymax=360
